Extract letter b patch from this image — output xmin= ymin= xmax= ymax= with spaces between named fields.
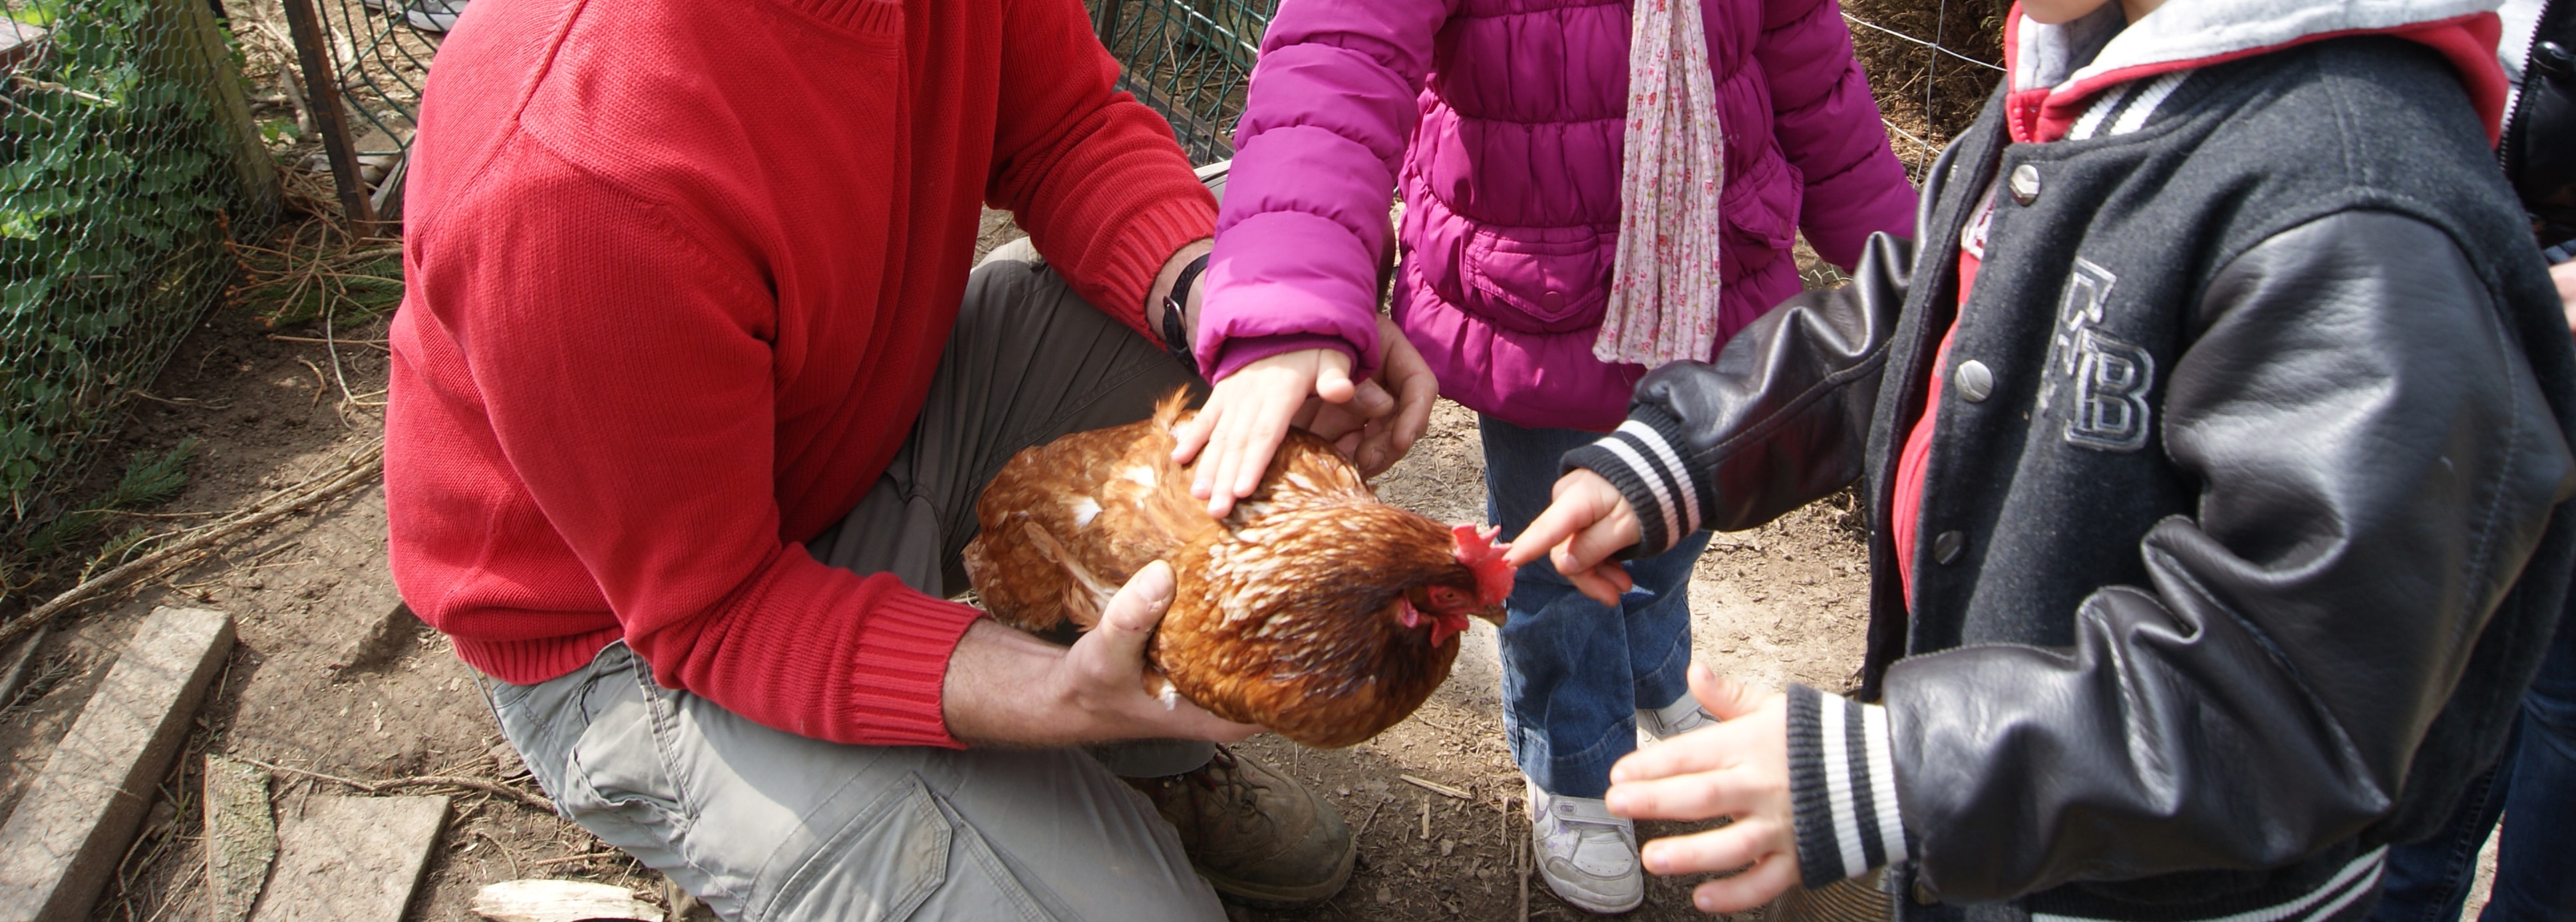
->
xmin=2047 ymin=257 xmax=2156 ymax=452
xmin=2066 ymin=329 xmax=2154 ymax=451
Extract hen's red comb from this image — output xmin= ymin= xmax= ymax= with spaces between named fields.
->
xmin=1452 ymin=524 xmax=1518 ymax=607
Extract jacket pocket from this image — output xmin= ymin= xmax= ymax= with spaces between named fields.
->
xmin=553 ymin=673 xmax=689 ymax=853
xmin=1720 ymin=153 xmax=1802 ymax=277
xmin=1460 ymin=226 xmax=1614 ymax=333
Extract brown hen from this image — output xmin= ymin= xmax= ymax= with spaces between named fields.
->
xmin=963 ymin=389 xmax=1515 ymax=748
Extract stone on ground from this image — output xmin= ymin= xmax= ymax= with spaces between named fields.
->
xmin=0 ymin=607 xmax=235 ymax=922
xmin=251 ymin=794 xmax=447 ymax=921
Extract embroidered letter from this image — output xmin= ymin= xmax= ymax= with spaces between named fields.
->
xmin=2036 ymin=257 xmax=2156 ymax=452
xmin=2052 ymin=257 xmax=2117 ymax=377
xmin=2066 ymin=329 xmax=2154 ymax=452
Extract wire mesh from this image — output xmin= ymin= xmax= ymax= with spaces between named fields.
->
xmin=295 ymin=0 xmax=434 ymax=214
xmin=0 ymin=0 xmax=273 ymax=530
xmin=1839 ymin=0 xmax=2008 ymax=182
xmin=1087 ymin=0 xmax=1273 ymax=165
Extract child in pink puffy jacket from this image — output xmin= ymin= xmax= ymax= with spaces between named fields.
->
xmin=1167 ymin=0 xmax=1916 ymax=911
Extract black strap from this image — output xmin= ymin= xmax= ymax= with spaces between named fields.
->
xmin=1162 ymin=253 xmax=1210 ymax=374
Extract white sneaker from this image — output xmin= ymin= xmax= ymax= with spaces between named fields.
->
xmin=1527 ymin=781 xmax=1644 ymax=914
xmin=1636 ymin=694 xmax=1719 ymax=746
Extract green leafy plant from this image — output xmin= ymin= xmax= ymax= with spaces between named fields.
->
xmin=2 ymin=0 xmax=243 ymax=525
xmin=18 ymin=436 xmax=197 ymax=558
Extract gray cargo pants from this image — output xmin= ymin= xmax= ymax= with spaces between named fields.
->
xmin=484 ymin=235 xmax=1225 ymax=921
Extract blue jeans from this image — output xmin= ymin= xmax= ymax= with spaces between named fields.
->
xmin=1483 ymin=415 xmax=1713 ymax=800
xmin=2374 ymin=593 xmax=2576 ymax=922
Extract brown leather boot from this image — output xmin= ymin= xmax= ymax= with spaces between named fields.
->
xmin=1126 ymin=745 xmax=1357 ymax=907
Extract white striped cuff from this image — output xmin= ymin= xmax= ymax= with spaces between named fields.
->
xmin=1786 ymin=685 xmax=1909 ymax=887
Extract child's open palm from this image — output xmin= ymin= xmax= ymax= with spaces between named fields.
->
xmin=1606 ymin=664 xmax=1800 ymax=915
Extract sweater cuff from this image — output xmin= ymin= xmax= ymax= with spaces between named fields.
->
xmin=1088 ymin=196 xmax=1220 ymax=340
xmin=1206 ymin=333 xmax=1362 ymax=383
xmin=1786 ymin=685 xmax=1911 ymax=889
xmin=842 ymin=591 xmax=987 ymax=749
xmin=1559 ymin=404 xmax=1712 ymax=558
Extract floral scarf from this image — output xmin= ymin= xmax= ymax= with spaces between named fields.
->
xmin=1596 ymin=0 xmax=1726 ymax=369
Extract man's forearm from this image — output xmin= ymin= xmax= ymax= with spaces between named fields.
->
xmin=1146 ymin=239 xmax=1214 ymax=345
xmin=941 ymin=619 xmax=1086 ymax=747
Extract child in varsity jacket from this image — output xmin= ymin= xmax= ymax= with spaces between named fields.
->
xmin=1505 ymin=0 xmax=2576 ymax=919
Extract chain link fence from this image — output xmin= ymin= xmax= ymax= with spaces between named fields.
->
xmin=1087 ymin=0 xmax=1273 ymax=165
xmin=1082 ymin=0 xmax=2005 ymax=174
xmin=1 ymin=0 xmax=275 ymax=533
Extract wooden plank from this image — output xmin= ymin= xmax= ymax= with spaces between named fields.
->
xmin=251 ymin=795 xmax=448 ymax=922
xmin=0 ymin=607 xmax=235 ymax=922
xmin=203 ymin=755 xmax=276 ymax=922
xmin=0 ymin=23 xmax=45 ymax=73
xmin=468 ymin=880 xmax=665 ymax=922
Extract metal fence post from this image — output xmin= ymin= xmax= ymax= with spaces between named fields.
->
xmin=279 ymin=0 xmax=379 ymax=235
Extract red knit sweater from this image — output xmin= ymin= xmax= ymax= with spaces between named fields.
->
xmin=385 ymin=0 xmax=1215 ymax=748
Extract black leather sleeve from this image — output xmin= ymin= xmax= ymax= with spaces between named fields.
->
xmin=1885 ymin=212 xmax=2576 ymax=901
xmin=1561 ymin=231 xmax=1913 ymax=556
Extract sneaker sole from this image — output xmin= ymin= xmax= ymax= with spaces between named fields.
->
xmin=1202 ymin=835 xmax=1357 ymax=908
xmin=1537 ymin=870 xmax=1647 ymax=915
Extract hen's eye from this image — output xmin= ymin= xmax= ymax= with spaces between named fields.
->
xmin=1429 ymin=586 xmax=1471 ymax=609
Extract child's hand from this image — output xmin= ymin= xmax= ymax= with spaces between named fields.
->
xmin=1605 ymin=664 xmax=1800 ymax=915
xmin=1504 ymin=469 xmax=1641 ymax=605
xmin=2551 ymin=261 xmax=2576 ymax=335
xmin=1175 ymin=347 xmax=1359 ymax=518
xmin=1174 ymin=317 xmax=1437 ymax=517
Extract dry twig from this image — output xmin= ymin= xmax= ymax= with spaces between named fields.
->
xmin=0 ymin=442 xmax=385 ymax=649
xmin=1401 ymin=774 xmax=1471 ymax=801
xmin=230 ymin=755 xmax=556 ymax=814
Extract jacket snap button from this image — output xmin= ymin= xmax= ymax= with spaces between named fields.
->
xmin=2009 ymin=163 xmax=2040 ymax=205
xmin=1541 ymin=290 xmax=1565 ymax=311
xmin=2538 ymin=41 xmax=2574 ymax=77
xmin=1933 ymin=530 xmax=1965 ymax=565
xmin=1954 ymin=360 xmax=1993 ymax=402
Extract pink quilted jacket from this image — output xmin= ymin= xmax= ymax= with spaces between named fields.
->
xmin=1199 ymin=0 xmax=1917 ymax=430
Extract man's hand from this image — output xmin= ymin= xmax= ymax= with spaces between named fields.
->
xmin=943 ymin=561 xmax=1261 ymax=747
xmin=1311 ymin=316 xmax=1438 ymax=478
xmin=1173 ymin=315 xmax=1438 ymax=517
xmin=1605 ymin=665 xmax=1799 ymax=915
xmin=1503 ymin=469 xmax=1641 ymax=605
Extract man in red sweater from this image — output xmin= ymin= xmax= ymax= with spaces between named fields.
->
xmin=384 ymin=0 xmax=1434 ymax=913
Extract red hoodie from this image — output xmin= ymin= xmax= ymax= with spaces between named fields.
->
xmin=1890 ymin=1 xmax=2509 ymax=602
xmin=385 ymin=0 xmax=1216 ymax=747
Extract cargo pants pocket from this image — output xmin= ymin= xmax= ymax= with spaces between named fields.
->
xmin=760 ymin=774 xmax=1056 ymax=922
